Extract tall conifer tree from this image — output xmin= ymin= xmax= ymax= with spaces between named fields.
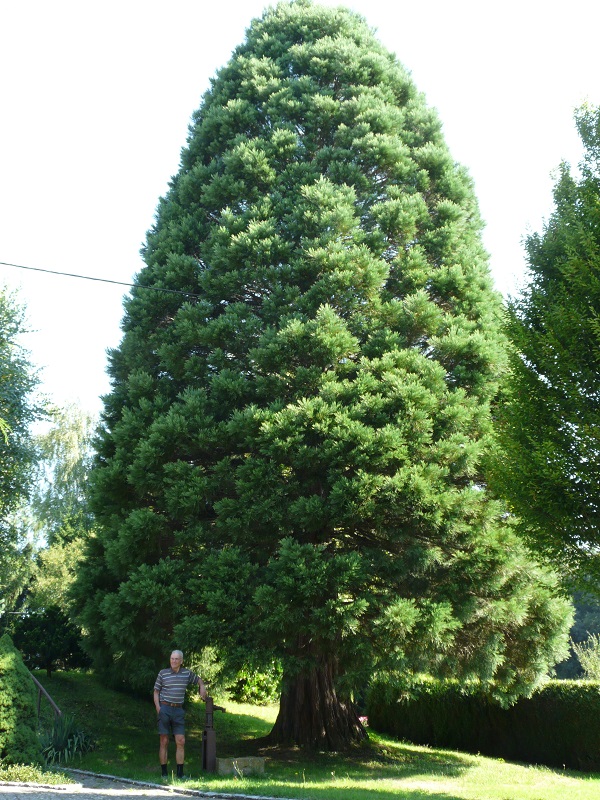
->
xmin=493 ymin=105 xmax=600 ymax=579
xmin=76 ymin=1 xmax=571 ymax=748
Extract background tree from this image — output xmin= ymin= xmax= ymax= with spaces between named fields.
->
xmin=0 ymin=289 xmax=39 ymax=632
xmin=75 ymin=0 xmax=572 ymax=748
xmin=12 ymin=605 xmax=90 ymax=678
xmin=493 ymin=105 xmax=600 ymax=580
xmin=9 ymin=405 xmax=95 ymax=667
xmin=27 ymin=538 xmax=86 ymax=615
xmin=0 ymin=528 xmax=34 ymax=635
xmin=29 ymin=403 xmax=96 ymax=546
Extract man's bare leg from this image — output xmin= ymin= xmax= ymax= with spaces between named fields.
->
xmin=175 ymin=734 xmax=185 ymax=777
xmin=159 ymin=734 xmax=169 ymax=775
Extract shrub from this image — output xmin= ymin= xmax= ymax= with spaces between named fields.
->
xmin=0 ymin=762 xmax=72 ymax=784
xmin=39 ymin=713 xmax=96 ymax=765
xmin=227 ymin=662 xmax=282 ymax=705
xmin=572 ymin=634 xmax=600 ymax=680
xmin=0 ymin=633 xmax=43 ymax=765
xmin=368 ymin=677 xmax=600 ymax=771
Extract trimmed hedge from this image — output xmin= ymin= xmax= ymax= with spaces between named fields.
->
xmin=0 ymin=633 xmax=43 ymax=765
xmin=368 ymin=678 xmax=600 ymax=771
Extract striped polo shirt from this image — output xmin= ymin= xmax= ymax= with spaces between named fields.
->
xmin=154 ymin=667 xmax=200 ymax=704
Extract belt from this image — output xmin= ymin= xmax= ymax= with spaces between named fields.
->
xmin=161 ymin=702 xmax=183 ymax=707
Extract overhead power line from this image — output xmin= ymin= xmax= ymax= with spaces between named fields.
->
xmin=0 ymin=260 xmax=201 ymax=299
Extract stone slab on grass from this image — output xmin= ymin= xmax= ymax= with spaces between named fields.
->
xmin=216 ymin=757 xmax=266 ymax=776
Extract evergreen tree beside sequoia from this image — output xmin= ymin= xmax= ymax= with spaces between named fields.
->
xmin=74 ymin=0 xmax=572 ymax=749
xmin=492 ymin=106 xmax=600 ymax=581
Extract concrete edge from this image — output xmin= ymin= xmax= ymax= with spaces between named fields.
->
xmin=0 ymin=781 xmax=82 ymax=791
xmin=64 ymin=768 xmax=300 ymax=800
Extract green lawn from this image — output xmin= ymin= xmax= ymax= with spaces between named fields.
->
xmin=34 ymin=671 xmax=600 ymax=800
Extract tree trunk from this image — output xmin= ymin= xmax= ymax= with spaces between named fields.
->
xmin=267 ymin=655 xmax=367 ymax=750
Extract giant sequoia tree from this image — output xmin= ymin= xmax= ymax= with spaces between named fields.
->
xmin=493 ymin=105 xmax=600 ymax=580
xmin=76 ymin=1 xmax=571 ymax=748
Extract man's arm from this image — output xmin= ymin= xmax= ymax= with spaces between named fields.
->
xmin=154 ymin=689 xmax=161 ymax=713
xmin=197 ymin=677 xmax=208 ymax=701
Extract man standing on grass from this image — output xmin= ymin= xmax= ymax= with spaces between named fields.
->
xmin=153 ymin=649 xmax=207 ymax=779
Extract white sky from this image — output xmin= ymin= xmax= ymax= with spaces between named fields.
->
xmin=1 ymin=0 xmax=599 ymax=417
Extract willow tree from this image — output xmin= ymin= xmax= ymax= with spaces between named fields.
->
xmin=75 ymin=0 xmax=571 ymax=748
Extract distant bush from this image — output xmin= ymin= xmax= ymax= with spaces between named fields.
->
xmin=0 ymin=633 xmax=43 ymax=765
xmin=227 ymin=662 xmax=282 ymax=705
xmin=572 ymin=634 xmax=600 ymax=680
xmin=39 ymin=713 xmax=96 ymax=765
xmin=368 ymin=677 xmax=600 ymax=771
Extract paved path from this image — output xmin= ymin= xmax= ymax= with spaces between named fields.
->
xmin=0 ymin=772 xmax=289 ymax=800
xmin=0 ymin=786 xmax=193 ymax=799
xmin=0 ymin=773 xmax=206 ymax=800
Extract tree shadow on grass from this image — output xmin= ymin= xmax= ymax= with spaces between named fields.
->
xmin=188 ymin=733 xmax=475 ymax=800
xmin=236 ymin=736 xmax=472 ymax=775
xmin=264 ymin=789 xmax=466 ymax=800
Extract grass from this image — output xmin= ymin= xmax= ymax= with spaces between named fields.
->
xmin=32 ymin=670 xmax=600 ymax=800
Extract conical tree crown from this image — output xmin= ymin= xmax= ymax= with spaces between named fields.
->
xmin=75 ymin=1 xmax=569 ymax=715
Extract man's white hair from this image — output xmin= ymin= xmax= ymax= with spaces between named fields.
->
xmin=171 ymin=650 xmax=184 ymax=660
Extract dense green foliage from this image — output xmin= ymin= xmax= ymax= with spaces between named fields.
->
xmin=0 ymin=292 xmax=38 ymax=520
xmin=12 ymin=606 xmax=90 ymax=678
xmin=0 ymin=533 xmax=34 ymax=634
xmin=493 ymin=105 xmax=600 ymax=579
xmin=0 ymin=633 xmax=42 ymax=765
xmin=368 ymin=677 xmax=600 ymax=771
xmin=75 ymin=0 xmax=571 ymax=747
xmin=227 ymin=661 xmax=283 ymax=704
xmin=0 ymin=290 xmax=39 ymax=629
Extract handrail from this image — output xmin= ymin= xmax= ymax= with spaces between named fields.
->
xmin=29 ymin=672 xmax=62 ymax=720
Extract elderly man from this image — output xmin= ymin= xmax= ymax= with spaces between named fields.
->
xmin=153 ymin=649 xmax=207 ymax=780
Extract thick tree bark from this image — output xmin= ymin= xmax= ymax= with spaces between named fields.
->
xmin=267 ymin=655 xmax=367 ymax=750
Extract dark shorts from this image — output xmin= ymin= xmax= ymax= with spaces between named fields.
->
xmin=158 ymin=704 xmax=185 ymax=736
